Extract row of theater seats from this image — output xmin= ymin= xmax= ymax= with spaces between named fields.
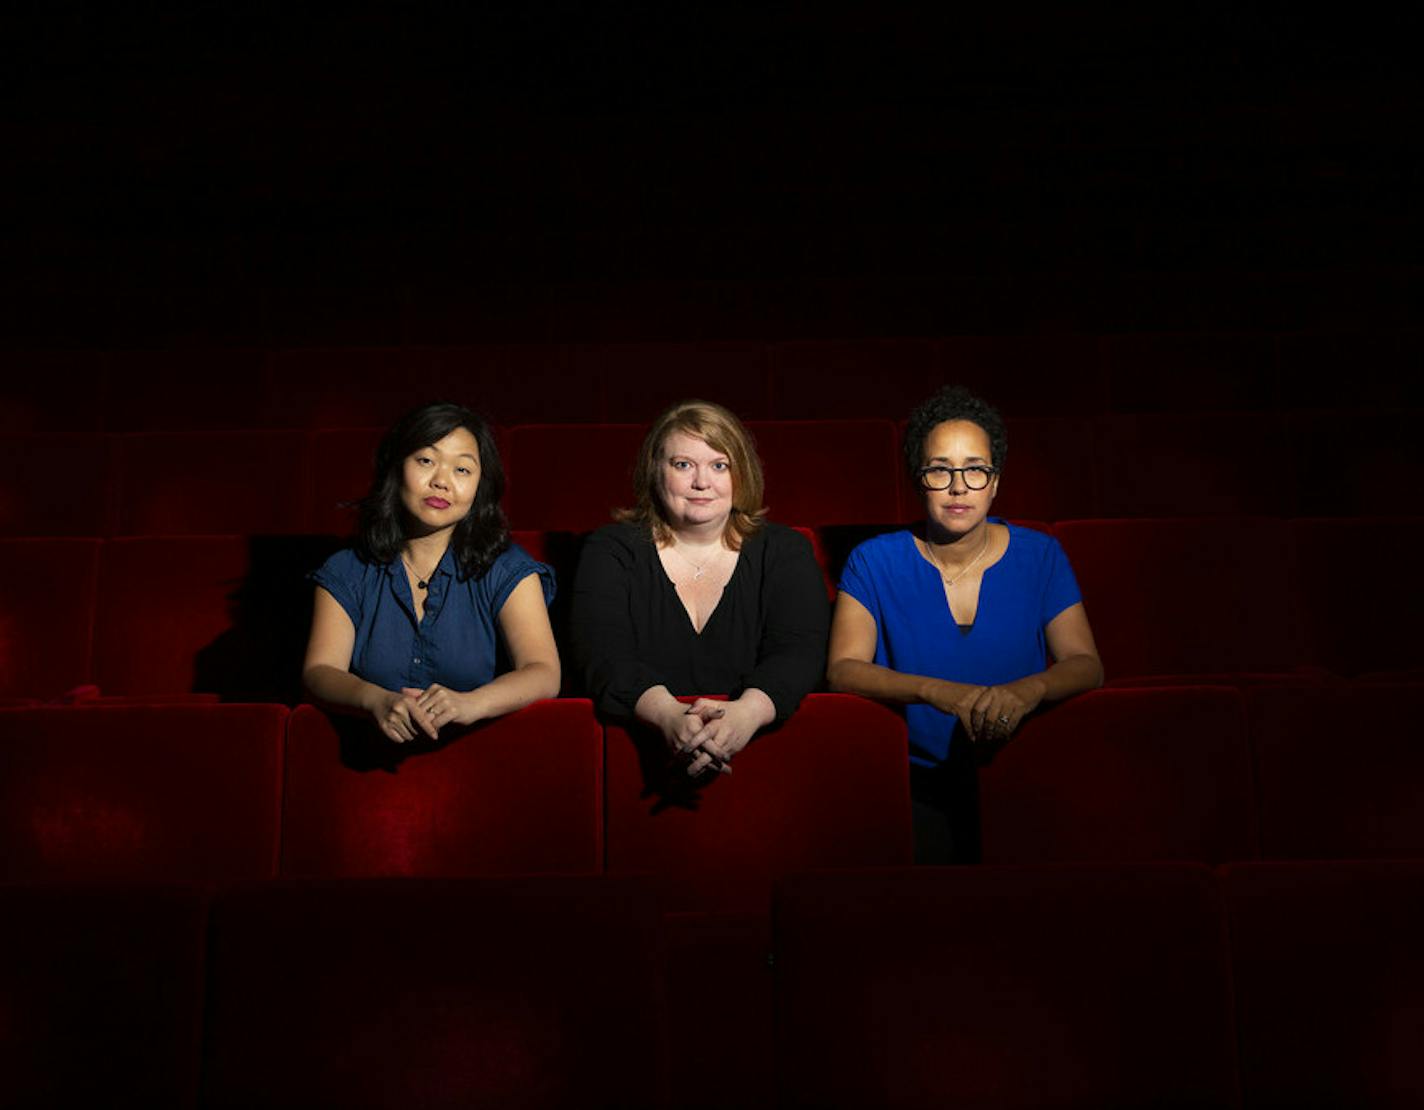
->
xmin=5 ymin=687 xmax=1422 ymax=894
xmin=4 ymin=409 xmax=1420 ymax=537
xmin=7 ymin=862 xmax=1421 ymax=1108
xmin=3 ymin=517 xmax=1418 ymax=703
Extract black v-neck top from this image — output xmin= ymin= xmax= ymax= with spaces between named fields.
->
xmin=568 ymin=521 xmax=830 ymax=720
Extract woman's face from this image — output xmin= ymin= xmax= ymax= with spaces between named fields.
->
xmin=657 ymin=430 xmax=733 ymax=534
xmin=919 ymin=419 xmax=999 ymax=538
xmin=400 ymin=426 xmax=481 ymax=535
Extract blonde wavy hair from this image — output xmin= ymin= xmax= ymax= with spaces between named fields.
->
xmin=616 ymin=399 xmax=767 ymax=548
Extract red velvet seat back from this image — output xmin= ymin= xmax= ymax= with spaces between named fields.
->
xmin=202 ymin=877 xmax=666 ymax=1110
xmin=505 ymin=423 xmax=646 ymax=531
xmin=604 ymin=693 xmax=912 ymax=914
xmin=980 ymin=686 xmax=1258 ymax=865
xmin=303 ymin=426 xmax=385 ymax=536
xmin=0 ymin=704 xmax=286 ymax=881
xmin=0 ymin=884 xmax=207 ymax=1109
xmin=0 ymin=434 xmax=113 ymax=536
xmin=1055 ymin=516 xmax=1303 ymax=679
xmin=1224 ymin=860 xmax=1424 ymax=1110
xmin=775 ymin=865 xmax=1240 ymax=1109
xmin=1247 ymin=682 xmax=1424 ymax=859
xmin=1291 ymin=516 xmax=1424 ymax=677
xmin=95 ymin=534 xmax=323 ymax=702
xmin=111 ymin=430 xmax=310 ymax=535
xmin=747 ymin=419 xmax=899 ymax=525
xmin=0 ymin=537 xmax=100 ymax=699
xmin=281 ymin=700 xmax=603 ymax=878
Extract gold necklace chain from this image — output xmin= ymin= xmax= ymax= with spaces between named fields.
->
xmin=931 ymin=527 xmax=991 ymax=588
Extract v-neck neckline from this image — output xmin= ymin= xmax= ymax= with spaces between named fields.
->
xmin=657 ymin=540 xmax=742 ymax=637
xmin=910 ymin=523 xmax=1012 ymax=633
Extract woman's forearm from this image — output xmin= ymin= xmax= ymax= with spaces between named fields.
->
xmin=303 ymin=663 xmax=389 ymax=715
xmin=459 ymin=661 xmax=561 ymax=721
xmin=827 ymin=657 xmax=981 ymax=711
xmin=1019 ymin=653 xmax=1104 ymax=704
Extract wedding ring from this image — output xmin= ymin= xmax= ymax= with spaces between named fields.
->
xmin=997 ymin=715 xmax=1010 ymax=725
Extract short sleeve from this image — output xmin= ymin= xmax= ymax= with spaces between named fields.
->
xmin=309 ymin=548 xmax=366 ymax=627
xmin=481 ymin=543 xmax=555 ymax=613
xmin=837 ymin=539 xmax=884 ymax=623
xmin=1039 ymin=535 xmax=1083 ymax=626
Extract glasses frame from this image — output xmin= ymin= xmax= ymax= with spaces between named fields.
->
xmin=915 ymin=464 xmax=999 ymax=491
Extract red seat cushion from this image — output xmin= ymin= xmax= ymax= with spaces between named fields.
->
xmin=281 ymin=700 xmax=603 ymax=877
xmin=980 ymin=686 xmax=1258 ymax=865
xmin=0 ymin=538 xmax=99 ymax=699
xmin=604 ymin=693 xmax=911 ymax=914
xmin=202 ymin=876 xmax=667 ymax=1109
xmin=0 ymin=704 xmax=286 ymax=881
xmin=775 ymin=864 xmax=1239 ymax=1109
xmin=0 ymin=883 xmax=207 ymax=1109
xmin=1223 ymin=860 xmax=1424 ymax=1109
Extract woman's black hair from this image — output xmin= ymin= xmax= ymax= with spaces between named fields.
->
xmin=902 ymin=385 xmax=1009 ymax=479
xmin=355 ymin=401 xmax=510 ymax=579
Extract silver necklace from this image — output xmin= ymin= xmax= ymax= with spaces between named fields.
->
xmin=670 ymin=542 xmax=723 ymax=581
xmin=402 ymin=551 xmax=442 ymax=591
xmin=931 ymin=528 xmax=991 ymax=588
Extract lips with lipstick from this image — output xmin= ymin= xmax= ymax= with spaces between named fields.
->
xmin=424 ymin=497 xmax=451 ymax=510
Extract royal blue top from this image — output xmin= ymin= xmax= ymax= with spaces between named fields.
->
xmin=310 ymin=543 xmax=554 ymax=693
xmin=838 ymin=522 xmax=1081 ymax=767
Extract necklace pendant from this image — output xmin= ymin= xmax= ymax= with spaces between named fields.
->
xmin=417 ymin=579 xmax=429 ymax=590
xmin=693 ymin=568 xmax=704 ymax=580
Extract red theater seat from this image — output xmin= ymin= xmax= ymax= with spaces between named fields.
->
xmin=95 ymin=534 xmax=325 ymax=702
xmin=0 ymin=704 xmax=286 ymax=882
xmin=766 ymin=338 xmax=938 ymax=419
xmin=1286 ymin=409 xmax=1424 ymax=517
xmin=202 ymin=877 xmax=666 ymax=1110
xmin=604 ymin=693 xmax=911 ymax=915
xmin=1291 ymin=517 xmax=1424 ymax=678
xmin=281 ymin=700 xmax=602 ymax=878
xmin=574 ymin=340 xmax=770 ymax=421
xmin=505 ymin=423 xmax=646 ymax=531
xmin=303 ymin=426 xmax=385 ymax=535
xmin=775 ymin=865 xmax=1239 ymax=1109
xmin=111 ymin=429 xmax=310 ymax=535
xmin=1055 ymin=516 xmax=1304 ymax=680
xmin=1090 ymin=412 xmax=1292 ymax=517
xmin=0 ymin=884 xmax=207 ymax=1110
xmin=979 ymin=686 xmax=1258 ymax=865
xmin=0 ymin=537 xmax=100 ymax=700
xmin=1224 ymin=860 xmax=1424 ymax=1110
xmin=0 ymin=434 xmax=114 ymax=536
xmin=1247 ymin=682 xmax=1424 ymax=859
xmin=748 ymin=419 xmax=899 ymax=525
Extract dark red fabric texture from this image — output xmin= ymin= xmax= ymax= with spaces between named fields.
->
xmin=774 ymin=864 xmax=1240 ymax=1110
xmin=1055 ymin=516 xmax=1304 ymax=679
xmin=504 ymin=423 xmax=647 ymax=531
xmin=201 ymin=876 xmax=667 ymax=1110
xmin=979 ymin=686 xmax=1259 ymax=865
xmin=94 ymin=534 xmax=324 ymax=702
xmin=1223 ymin=860 xmax=1424 ymax=1110
xmin=1291 ymin=516 xmax=1424 ymax=677
xmin=1091 ymin=412 xmax=1292 ymax=517
xmin=747 ymin=419 xmax=900 ymax=525
xmin=280 ymin=700 xmax=603 ymax=878
xmin=0 ymin=433 xmax=114 ymax=536
xmin=0 ymin=537 xmax=100 ymax=699
xmin=111 ymin=430 xmax=311 ymax=535
xmin=303 ymin=426 xmax=385 ymax=536
xmin=0 ymin=704 xmax=286 ymax=881
xmin=604 ymin=693 xmax=912 ymax=915
xmin=0 ymin=883 xmax=207 ymax=1109
xmin=1247 ymin=682 xmax=1424 ymax=859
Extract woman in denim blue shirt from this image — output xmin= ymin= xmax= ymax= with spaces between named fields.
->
xmin=304 ymin=402 xmax=559 ymax=743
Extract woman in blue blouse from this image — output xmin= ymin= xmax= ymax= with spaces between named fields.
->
xmin=827 ymin=386 xmax=1103 ymax=861
xmin=304 ymin=402 xmax=559 ymax=743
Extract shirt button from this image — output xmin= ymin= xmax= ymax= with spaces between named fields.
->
xmin=413 ymin=657 xmax=421 ymax=664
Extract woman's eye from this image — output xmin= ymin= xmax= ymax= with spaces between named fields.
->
xmin=712 ymin=461 xmax=729 ymax=472
xmin=671 ymin=460 xmax=691 ymax=470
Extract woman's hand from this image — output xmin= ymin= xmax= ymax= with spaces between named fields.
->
xmin=371 ymin=688 xmax=440 ymax=743
xmin=414 ymin=683 xmax=486 ymax=732
xmin=683 ymin=691 xmax=776 ymax=776
xmin=963 ymin=676 xmax=1047 ymax=743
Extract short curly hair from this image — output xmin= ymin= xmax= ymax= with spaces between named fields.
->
xmin=902 ymin=386 xmax=1008 ymax=480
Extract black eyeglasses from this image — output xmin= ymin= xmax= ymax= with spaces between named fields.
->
xmin=916 ymin=465 xmax=997 ymax=491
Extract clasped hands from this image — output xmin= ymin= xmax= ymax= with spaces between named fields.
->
xmin=372 ymin=684 xmax=479 ymax=744
xmin=933 ymin=675 xmax=1047 ymax=744
xmin=659 ymin=697 xmax=763 ymax=777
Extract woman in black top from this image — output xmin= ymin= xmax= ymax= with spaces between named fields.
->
xmin=569 ymin=400 xmax=829 ymax=776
